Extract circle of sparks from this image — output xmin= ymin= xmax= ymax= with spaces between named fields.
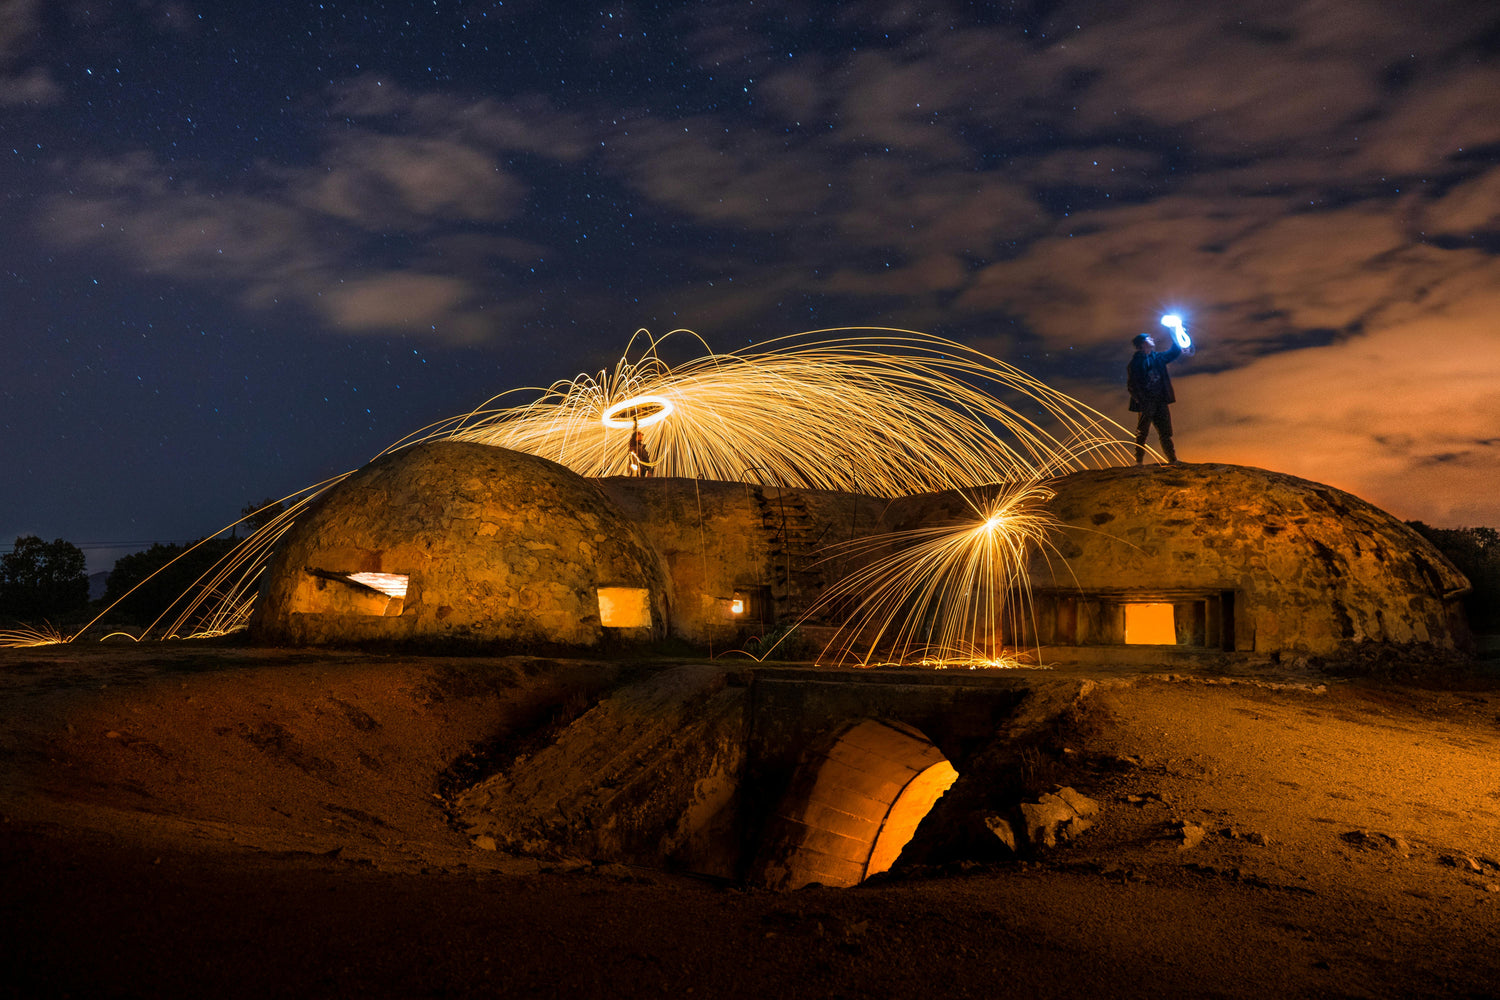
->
xmin=601 ymin=394 xmax=674 ymax=429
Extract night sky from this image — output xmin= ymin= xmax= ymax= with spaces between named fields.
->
xmin=4 ymin=1 xmax=1499 ymax=573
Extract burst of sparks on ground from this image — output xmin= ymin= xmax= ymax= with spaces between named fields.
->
xmin=781 ymin=480 xmax=1062 ymax=668
xmin=0 ymin=624 xmax=72 ymax=648
xmin=11 ymin=329 xmax=1136 ymax=659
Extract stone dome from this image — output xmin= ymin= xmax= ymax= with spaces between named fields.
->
xmin=253 ymin=441 xmax=670 ymax=648
xmin=1024 ymin=463 xmax=1470 ymax=656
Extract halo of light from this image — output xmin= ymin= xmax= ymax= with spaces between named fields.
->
xmin=601 ymin=394 xmax=675 ymax=428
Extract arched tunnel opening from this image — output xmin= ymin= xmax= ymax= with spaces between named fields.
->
xmin=451 ymin=667 xmax=1046 ymax=889
xmin=754 ymin=718 xmax=958 ymax=890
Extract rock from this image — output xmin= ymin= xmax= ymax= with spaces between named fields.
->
xmin=1220 ymin=826 xmax=1271 ymax=847
xmin=1053 ymin=786 xmax=1100 ymax=819
xmin=1441 ymin=854 xmax=1483 ymax=873
xmin=1175 ymin=821 xmax=1207 ymax=850
xmin=983 ymin=814 xmax=1018 ymax=852
xmin=472 ymin=835 xmax=497 ymax=852
xmin=1017 ymin=787 xmax=1100 ymax=849
xmin=1340 ymin=830 xmax=1410 ymax=856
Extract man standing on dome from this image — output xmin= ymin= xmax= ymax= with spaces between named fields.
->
xmin=1127 ymin=330 xmax=1184 ymax=465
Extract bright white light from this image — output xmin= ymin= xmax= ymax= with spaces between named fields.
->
xmin=1160 ymin=313 xmax=1191 ymax=349
xmin=601 ymin=394 xmax=674 ymax=428
xmin=347 ymin=572 xmax=409 ymax=599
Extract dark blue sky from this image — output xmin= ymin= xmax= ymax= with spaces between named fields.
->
xmin=4 ymin=0 xmax=1499 ymax=571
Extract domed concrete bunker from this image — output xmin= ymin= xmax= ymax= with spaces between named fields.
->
xmin=254 ymin=441 xmax=670 ymax=648
xmin=1017 ymin=463 xmax=1471 ymax=658
xmin=254 ymin=445 xmax=1470 ymax=662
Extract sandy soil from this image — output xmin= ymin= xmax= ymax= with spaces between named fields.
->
xmin=3 ymin=640 xmax=1499 ymax=998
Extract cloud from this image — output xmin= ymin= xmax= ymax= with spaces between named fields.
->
xmin=833 ymin=163 xmax=1047 ymax=256
xmin=957 ymin=186 xmax=1500 ymax=367
xmin=34 ymin=75 xmax=586 ymax=343
xmin=41 ymin=148 xmax=526 ymax=342
xmin=1421 ymin=164 xmax=1500 ymax=236
xmin=329 ymin=77 xmax=595 ymax=162
xmin=317 ymin=272 xmax=489 ymax=340
xmin=291 ymin=132 xmax=525 ymax=228
xmin=47 ymin=152 xmax=328 ymax=278
xmin=0 ymin=0 xmax=60 ymax=105
xmin=24 ymin=0 xmax=1500 ymax=381
xmin=604 ymin=117 xmax=834 ymax=229
xmin=1170 ymin=285 xmax=1500 ymax=526
xmin=830 ymin=49 xmax=972 ymax=157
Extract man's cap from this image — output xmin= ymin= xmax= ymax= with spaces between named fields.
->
xmin=1132 ymin=332 xmax=1151 ymax=346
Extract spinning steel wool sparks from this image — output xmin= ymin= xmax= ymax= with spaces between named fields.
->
xmin=12 ymin=329 xmax=1134 ymax=662
xmin=428 ymin=328 xmax=1133 ymax=493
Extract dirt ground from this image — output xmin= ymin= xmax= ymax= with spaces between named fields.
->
xmin=3 ymin=640 xmax=1499 ymax=999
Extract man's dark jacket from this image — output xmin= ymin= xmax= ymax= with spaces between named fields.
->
xmin=1127 ymin=341 xmax=1182 ymax=412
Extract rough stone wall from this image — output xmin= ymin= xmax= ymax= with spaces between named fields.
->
xmin=253 ymin=442 xmax=669 ymax=649
xmin=255 ymin=444 xmax=1466 ymax=658
xmin=454 ymin=664 xmax=748 ymax=878
xmin=598 ymin=478 xmax=885 ymax=643
xmin=1022 ymin=463 xmax=1470 ymax=655
xmin=595 ymin=479 xmax=765 ymax=643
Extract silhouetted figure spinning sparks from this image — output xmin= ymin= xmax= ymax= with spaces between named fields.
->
xmin=627 ymin=422 xmax=653 ymax=477
xmin=1127 ymin=331 xmax=1184 ymax=464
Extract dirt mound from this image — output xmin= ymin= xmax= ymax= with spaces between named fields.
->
xmin=4 ymin=644 xmax=1500 ymax=997
xmin=0 ymin=641 xmax=631 ymax=867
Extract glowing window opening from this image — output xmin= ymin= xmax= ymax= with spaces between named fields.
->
xmin=601 ymin=395 xmax=674 ymax=428
xmin=598 ymin=587 xmax=651 ymax=628
xmin=346 ymin=572 xmax=410 ymax=599
xmin=1125 ymin=602 xmax=1176 ymax=645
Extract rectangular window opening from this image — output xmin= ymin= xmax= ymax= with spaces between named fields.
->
xmin=1125 ymin=602 xmax=1177 ymax=645
xmin=346 ymin=572 xmax=409 ymax=599
xmin=297 ymin=568 xmax=408 ymax=617
xmin=598 ymin=587 xmax=652 ymax=628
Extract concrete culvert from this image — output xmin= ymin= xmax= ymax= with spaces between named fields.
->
xmin=755 ymin=718 xmax=958 ymax=890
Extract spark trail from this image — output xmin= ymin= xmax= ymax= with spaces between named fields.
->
xmin=9 ymin=329 xmax=1132 ymax=659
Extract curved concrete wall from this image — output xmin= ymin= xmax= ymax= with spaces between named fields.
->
xmin=1022 ymin=463 xmax=1470 ymax=655
xmin=756 ymin=718 xmax=957 ymax=889
xmin=253 ymin=442 xmax=669 ymax=648
xmin=254 ymin=443 xmax=1469 ymax=658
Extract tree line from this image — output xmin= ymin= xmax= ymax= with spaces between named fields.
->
xmin=0 ymin=499 xmax=286 ymax=629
